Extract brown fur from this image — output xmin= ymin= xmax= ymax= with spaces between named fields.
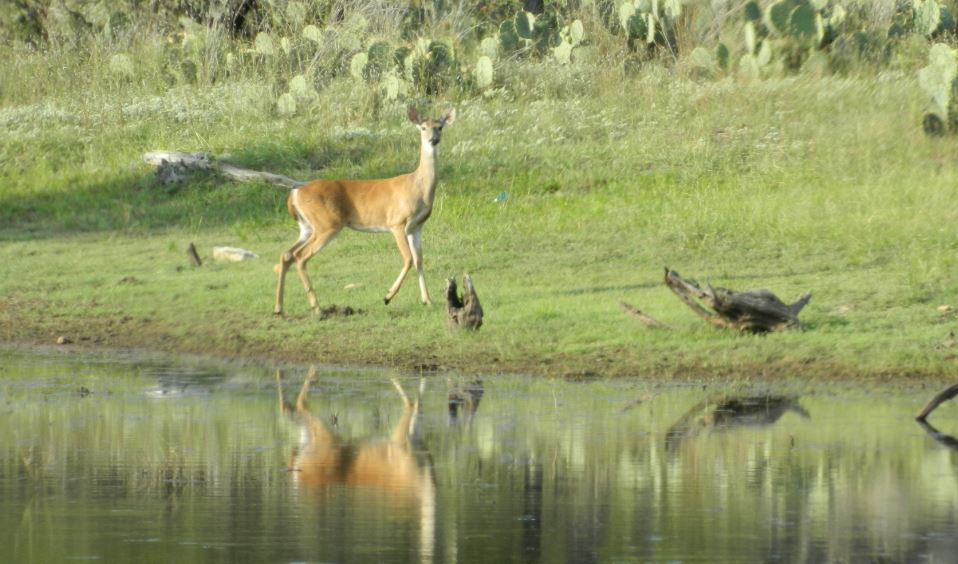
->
xmin=274 ymin=108 xmax=455 ymax=314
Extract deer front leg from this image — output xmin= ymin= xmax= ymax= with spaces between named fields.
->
xmin=384 ymin=227 xmax=414 ymax=305
xmin=407 ymin=228 xmax=431 ymax=305
xmin=275 ymin=224 xmax=313 ymax=316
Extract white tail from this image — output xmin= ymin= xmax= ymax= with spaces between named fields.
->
xmin=274 ymin=107 xmax=456 ymax=315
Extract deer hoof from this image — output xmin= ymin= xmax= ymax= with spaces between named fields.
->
xmin=383 ymin=297 xmax=391 ymax=305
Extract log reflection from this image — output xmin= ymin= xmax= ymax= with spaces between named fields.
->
xmin=665 ymin=395 xmax=810 ymax=450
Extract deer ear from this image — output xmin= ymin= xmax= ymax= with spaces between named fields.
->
xmin=408 ymin=107 xmax=421 ymax=124
xmin=439 ymin=108 xmax=456 ymax=127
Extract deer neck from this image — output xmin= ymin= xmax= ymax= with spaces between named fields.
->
xmin=413 ymin=142 xmax=438 ymax=205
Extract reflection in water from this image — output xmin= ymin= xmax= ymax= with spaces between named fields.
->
xmin=917 ymin=419 xmax=958 ymax=450
xmin=277 ymin=368 xmax=435 ymax=563
xmin=2 ymin=349 xmax=958 ymax=562
xmin=447 ymin=379 xmax=483 ymax=425
xmin=665 ymin=395 xmax=809 ymax=450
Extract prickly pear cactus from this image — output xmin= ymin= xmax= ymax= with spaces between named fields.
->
xmin=475 ymin=55 xmax=494 ymax=89
xmin=499 ymin=20 xmax=520 ymax=54
xmin=919 ymin=43 xmax=958 ymax=135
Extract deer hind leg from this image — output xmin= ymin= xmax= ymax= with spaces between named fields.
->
xmin=384 ymin=227 xmax=414 ymax=305
xmin=274 ymin=221 xmax=313 ymax=316
xmin=293 ymin=228 xmax=341 ymax=314
xmin=407 ymin=228 xmax=430 ymax=305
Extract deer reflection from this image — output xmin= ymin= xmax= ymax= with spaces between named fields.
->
xmin=276 ymin=368 xmax=435 ymax=560
xmin=665 ymin=395 xmax=809 ymax=450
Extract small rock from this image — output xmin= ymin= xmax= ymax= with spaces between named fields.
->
xmin=343 ymin=283 xmax=363 ymax=291
xmin=56 ymin=336 xmax=73 ymax=345
xmin=937 ymin=305 xmax=953 ymax=313
xmin=213 ymin=246 xmax=259 ymax=262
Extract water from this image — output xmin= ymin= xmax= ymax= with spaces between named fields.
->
xmin=1 ymin=348 xmax=957 ymax=562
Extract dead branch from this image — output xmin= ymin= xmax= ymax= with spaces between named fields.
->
xmin=916 ymin=383 xmax=958 ymax=421
xmin=187 ymin=242 xmax=202 ymax=267
xmin=664 ymin=268 xmax=811 ymax=332
xmin=143 ymin=151 xmax=305 ymax=189
xmin=618 ymin=301 xmax=672 ymax=329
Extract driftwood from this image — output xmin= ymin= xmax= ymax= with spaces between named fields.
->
xmin=618 ymin=301 xmax=672 ymax=329
xmin=143 ymin=151 xmax=305 ymax=189
xmin=446 ymin=275 xmax=483 ymax=330
xmin=916 ymin=383 xmax=958 ymax=421
xmin=664 ymin=268 xmax=811 ymax=333
xmin=665 ymin=395 xmax=809 ymax=450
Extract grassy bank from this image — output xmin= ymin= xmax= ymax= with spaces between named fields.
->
xmin=2 ymin=38 xmax=958 ymax=379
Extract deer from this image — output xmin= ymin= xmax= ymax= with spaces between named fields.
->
xmin=274 ymin=107 xmax=456 ymax=315
xmin=276 ymin=368 xmax=435 ymax=558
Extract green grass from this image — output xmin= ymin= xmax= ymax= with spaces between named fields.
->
xmin=2 ymin=37 xmax=958 ymax=380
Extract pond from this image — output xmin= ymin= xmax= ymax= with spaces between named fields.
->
xmin=1 ymin=348 xmax=957 ymax=562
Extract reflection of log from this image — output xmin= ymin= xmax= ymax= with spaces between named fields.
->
xmin=446 ymin=275 xmax=483 ymax=330
xmin=917 ymin=420 xmax=958 ymax=450
xmin=143 ymin=151 xmax=305 ymax=189
xmin=916 ymin=383 xmax=958 ymax=421
xmin=664 ymin=268 xmax=811 ymax=332
xmin=665 ymin=395 xmax=809 ymax=450
xmin=448 ymin=379 xmax=484 ymax=424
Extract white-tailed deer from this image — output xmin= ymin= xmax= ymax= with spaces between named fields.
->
xmin=276 ymin=369 xmax=435 ymax=558
xmin=274 ymin=107 xmax=456 ymax=315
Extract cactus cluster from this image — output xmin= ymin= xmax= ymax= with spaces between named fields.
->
xmin=919 ymin=43 xmax=958 ymax=136
xmin=734 ymin=0 xmax=846 ymax=76
xmin=471 ymin=9 xmax=586 ymax=91
xmin=495 ymin=10 xmax=586 ymax=61
xmin=891 ymin=0 xmax=956 ymax=38
xmin=617 ymin=0 xmax=686 ymax=54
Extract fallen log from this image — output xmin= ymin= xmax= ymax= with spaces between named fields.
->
xmin=446 ymin=275 xmax=483 ymax=330
xmin=916 ymin=382 xmax=958 ymax=421
xmin=664 ymin=268 xmax=811 ymax=333
xmin=143 ymin=150 xmax=305 ymax=189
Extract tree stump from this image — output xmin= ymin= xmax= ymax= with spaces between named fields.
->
xmin=664 ymin=268 xmax=811 ymax=332
xmin=446 ymin=275 xmax=483 ymax=330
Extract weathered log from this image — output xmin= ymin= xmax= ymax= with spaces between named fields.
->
xmin=618 ymin=301 xmax=672 ymax=329
xmin=143 ymin=150 xmax=305 ymax=189
xmin=664 ymin=268 xmax=811 ymax=332
xmin=916 ymin=382 xmax=958 ymax=421
xmin=446 ymin=275 xmax=483 ymax=330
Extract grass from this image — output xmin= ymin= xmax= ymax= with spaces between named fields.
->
xmin=2 ymin=34 xmax=958 ymax=380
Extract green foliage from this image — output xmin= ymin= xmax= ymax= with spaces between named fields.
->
xmin=499 ymin=19 xmax=521 ymax=53
xmin=407 ymin=39 xmax=458 ymax=96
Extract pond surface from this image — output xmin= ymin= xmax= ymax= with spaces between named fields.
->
xmin=1 ymin=348 xmax=958 ymax=563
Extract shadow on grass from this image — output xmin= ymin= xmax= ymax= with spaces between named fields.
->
xmin=0 ymin=138 xmax=383 ymax=241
